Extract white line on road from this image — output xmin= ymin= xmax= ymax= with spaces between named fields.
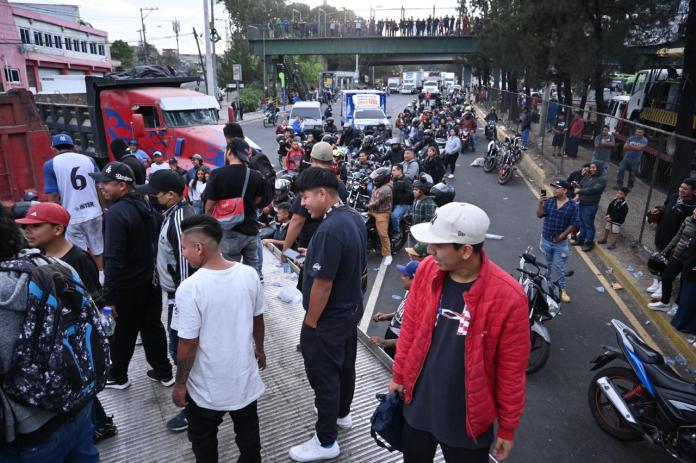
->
xmin=360 ymin=263 xmax=388 ymax=333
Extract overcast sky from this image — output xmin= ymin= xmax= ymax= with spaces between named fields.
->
xmin=18 ymin=0 xmax=460 ymax=54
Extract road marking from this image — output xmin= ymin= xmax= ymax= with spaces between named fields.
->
xmin=361 ymin=263 xmax=388 ymax=333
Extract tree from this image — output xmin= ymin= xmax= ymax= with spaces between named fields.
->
xmin=110 ymin=40 xmax=134 ymax=69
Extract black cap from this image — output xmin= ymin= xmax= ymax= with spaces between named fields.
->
xmin=89 ymin=161 xmax=135 ymax=184
xmin=550 ymin=179 xmax=571 ymax=190
xmin=168 ymin=158 xmax=178 ymax=164
xmin=228 ymin=137 xmax=250 ymax=162
xmin=136 ymin=170 xmax=185 ymax=195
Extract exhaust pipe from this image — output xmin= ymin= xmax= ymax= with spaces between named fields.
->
xmin=596 ymin=376 xmax=638 ymax=425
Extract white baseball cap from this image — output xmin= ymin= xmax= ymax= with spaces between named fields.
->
xmin=410 ymin=202 xmax=490 ymax=245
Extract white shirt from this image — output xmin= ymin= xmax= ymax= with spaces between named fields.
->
xmin=47 ymin=152 xmax=102 ymax=224
xmin=174 ymin=263 xmax=266 ymax=411
xmin=189 ymin=179 xmax=206 ymax=201
xmin=148 ymin=162 xmax=170 ymax=177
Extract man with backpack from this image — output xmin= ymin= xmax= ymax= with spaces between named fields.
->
xmin=89 ymin=161 xmax=173 ymax=390
xmin=0 ymin=205 xmax=107 ymax=462
xmin=136 ymin=170 xmax=195 ymax=432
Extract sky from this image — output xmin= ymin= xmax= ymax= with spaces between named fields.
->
xmin=14 ymin=0 xmax=461 ymax=55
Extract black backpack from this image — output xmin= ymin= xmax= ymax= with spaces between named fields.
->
xmin=250 ymin=148 xmax=276 ymax=208
xmin=0 ymin=253 xmax=109 ymax=413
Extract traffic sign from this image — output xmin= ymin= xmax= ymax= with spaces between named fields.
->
xmin=232 ymin=64 xmax=242 ymax=82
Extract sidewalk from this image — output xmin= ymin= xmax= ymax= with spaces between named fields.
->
xmin=474 ymin=103 xmax=696 ymax=366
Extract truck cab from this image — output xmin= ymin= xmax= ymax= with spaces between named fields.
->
xmin=627 ymin=68 xmax=681 ymax=122
xmin=422 ymin=80 xmax=440 ymax=95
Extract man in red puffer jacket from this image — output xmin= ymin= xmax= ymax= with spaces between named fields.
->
xmin=389 ymin=202 xmax=529 ymax=463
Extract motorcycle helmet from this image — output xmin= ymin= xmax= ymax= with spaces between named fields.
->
xmin=431 ymin=182 xmax=456 ymax=206
xmin=370 ymin=166 xmax=392 ymax=186
xmin=274 ymin=178 xmax=292 ymax=192
xmin=413 ymin=178 xmax=433 ymax=195
xmin=647 ymin=252 xmax=668 ymax=276
xmin=333 ymin=148 xmax=345 ymax=160
xmin=276 ymin=134 xmax=285 ymax=143
xmin=423 ymin=129 xmax=433 ymax=137
xmin=321 ymin=134 xmax=336 ymax=144
xmin=326 ymin=117 xmax=334 ymax=125
xmin=362 ymin=135 xmax=375 ymax=148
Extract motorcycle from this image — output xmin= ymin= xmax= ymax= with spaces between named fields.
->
xmin=588 ymin=319 xmax=696 ymax=462
xmin=345 ymin=172 xmax=370 ymax=211
xmin=263 ymin=109 xmax=278 ymax=128
xmin=497 ymin=136 xmax=522 ymax=185
xmin=460 ymin=127 xmax=471 ymax=151
xmin=435 ymin=136 xmax=447 ymax=153
xmin=517 ymin=249 xmax=572 ymax=373
xmin=483 ymin=139 xmax=502 ymax=173
xmin=485 ymin=121 xmax=497 ymax=141
xmin=363 ymin=211 xmax=411 ymax=256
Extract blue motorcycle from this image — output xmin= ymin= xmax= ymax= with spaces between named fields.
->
xmin=589 ymin=319 xmax=696 ymax=461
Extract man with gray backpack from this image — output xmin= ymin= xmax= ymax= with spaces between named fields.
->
xmin=0 ymin=204 xmax=109 ymax=461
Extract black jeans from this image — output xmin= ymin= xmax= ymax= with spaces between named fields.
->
xmin=402 ymin=421 xmax=489 ymax=463
xmin=300 ymin=314 xmax=359 ymax=445
xmin=444 ymin=152 xmax=459 ymax=174
xmin=166 ymin=291 xmax=179 ymax=364
xmin=110 ymin=282 xmax=171 ymax=382
xmin=661 ymin=257 xmax=683 ymax=304
xmin=186 ymin=396 xmax=261 ymax=463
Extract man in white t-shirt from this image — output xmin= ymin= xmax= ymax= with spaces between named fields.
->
xmin=148 ymin=151 xmax=170 ymax=178
xmin=43 ymin=133 xmax=104 ymax=274
xmin=172 ymin=215 xmax=266 ymax=462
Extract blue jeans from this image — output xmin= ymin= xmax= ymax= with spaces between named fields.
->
xmin=391 ymin=205 xmax=411 ymax=234
xmin=256 ymin=235 xmax=263 ymax=273
xmin=616 ymin=156 xmax=640 ymax=189
xmin=0 ymin=402 xmax=98 ymax=463
xmin=577 ymin=203 xmax=599 ymax=245
xmin=539 ymin=237 xmax=569 ymax=289
xmin=521 ymin=128 xmax=530 ymax=148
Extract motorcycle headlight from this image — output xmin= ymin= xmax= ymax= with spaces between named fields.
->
xmin=547 ymin=295 xmax=560 ymax=317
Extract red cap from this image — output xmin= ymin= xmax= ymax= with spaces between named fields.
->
xmin=15 ymin=202 xmax=71 ymax=227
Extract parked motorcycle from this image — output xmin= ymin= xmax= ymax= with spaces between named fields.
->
xmin=460 ymin=127 xmax=472 ymax=151
xmin=497 ymin=136 xmax=523 ymax=185
xmin=363 ymin=211 xmax=411 ymax=255
xmin=485 ymin=121 xmax=497 ymax=141
xmin=588 ymin=319 xmax=696 ymax=462
xmin=435 ymin=136 xmax=447 ymax=153
xmin=517 ymin=249 xmax=572 ymax=373
xmin=263 ymin=109 xmax=278 ymax=128
xmin=483 ymin=139 xmax=502 ymax=173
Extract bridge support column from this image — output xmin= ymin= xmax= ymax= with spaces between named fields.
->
xmin=493 ymin=69 xmax=500 ymax=90
xmin=462 ymin=64 xmax=472 ymax=90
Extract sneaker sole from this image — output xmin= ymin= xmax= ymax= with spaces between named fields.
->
xmin=147 ymin=375 xmax=175 ymax=387
xmin=289 ymin=448 xmax=340 ymax=462
xmin=647 ymin=306 xmax=669 ymax=312
xmin=336 ymin=421 xmax=352 ymax=430
xmin=166 ymin=425 xmax=188 ymax=432
xmin=105 ymin=381 xmax=131 ymax=390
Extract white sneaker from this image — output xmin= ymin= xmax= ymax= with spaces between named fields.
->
xmin=382 ymin=256 xmax=393 ymax=266
xmin=336 ymin=414 xmax=353 ymax=430
xmin=289 ymin=434 xmax=340 ymax=462
xmin=648 ymin=301 xmax=671 ymax=312
xmin=646 ymin=279 xmax=660 ymax=293
xmin=447 ymin=174 xmax=455 ymax=179
xmin=651 ymin=289 xmax=662 ymax=300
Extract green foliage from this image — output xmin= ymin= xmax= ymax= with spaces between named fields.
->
xmin=217 ymin=34 xmax=262 ymax=88
xmin=110 ymin=40 xmax=134 ymax=68
xmin=295 ymin=56 xmax=323 ymax=88
xmin=240 ymin=82 xmax=264 ymax=111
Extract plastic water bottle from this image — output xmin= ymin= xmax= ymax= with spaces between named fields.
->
xmin=101 ymin=307 xmax=116 ymax=336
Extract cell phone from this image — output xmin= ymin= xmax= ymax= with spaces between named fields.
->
xmin=282 ymin=248 xmax=305 ymax=263
xmin=540 ymin=189 xmax=547 ymax=196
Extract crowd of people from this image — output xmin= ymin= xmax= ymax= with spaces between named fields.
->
xmin=265 ymin=13 xmax=482 ymax=39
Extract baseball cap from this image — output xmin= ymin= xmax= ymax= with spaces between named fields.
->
xmin=405 ymin=241 xmax=428 ymax=258
xmin=51 ymin=133 xmax=74 ymax=147
xmin=397 ymin=260 xmax=420 ymax=278
xmin=128 ymin=139 xmax=138 ymax=145
xmin=310 ymin=142 xmax=333 ymax=162
xmin=88 ymin=161 xmax=135 ymax=184
xmin=16 ymin=202 xmax=70 ymax=227
xmin=228 ymin=137 xmax=250 ymax=162
xmin=550 ymin=179 xmax=571 ymax=190
xmin=190 ymin=153 xmax=203 ymax=161
xmin=410 ymin=202 xmax=490 ymax=245
xmin=168 ymin=158 xmax=178 ymax=164
xmin=153 ymin=151 xmax=163 ymax=158
xmin=136 ymin=170 xmax=185 ymax=196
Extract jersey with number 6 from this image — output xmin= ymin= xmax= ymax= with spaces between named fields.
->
xmin=43 ymin=152 xmax=101 ymax=224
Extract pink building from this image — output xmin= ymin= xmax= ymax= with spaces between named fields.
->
xmin=0 ymin=0 xmax=112 ymax=92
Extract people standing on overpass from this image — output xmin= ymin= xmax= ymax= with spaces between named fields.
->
xmin=288 ymin=167 xmax=367 ymax=462
xmin=43 ymin=134 xmax=105 ymax=278
xmin=390 ymin=202 xmax=530 ymax=463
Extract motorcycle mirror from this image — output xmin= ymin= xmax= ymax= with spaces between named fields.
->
xmin=565 ymin=270 xmax=574 ymax=277
xmin=522 ymin=253 xmax=536 ymax=264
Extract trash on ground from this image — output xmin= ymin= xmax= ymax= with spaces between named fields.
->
xmin=645 ymin=320 xmax=652 ymax=325
xmin=485 ymin=233 xmax=504 ymax=240
xmin=595 ymin=286 xmax=606 ymax=293
xmin=277 ymin=286 xmax=302 ymax=304
xmin=372 ymin=267 xmax=380 ymax=271
xmin=470 ymin=157 xmax=485 ymax=167
xmin=611 ymin=282 xmax=623 ymax=290
xmin=391 ymin=294 xmax=403 ymax=300
xmin=632 ymin=271 xmax=644 ymax=279
xmin=626 ymin=265 xmax=635 ymax=273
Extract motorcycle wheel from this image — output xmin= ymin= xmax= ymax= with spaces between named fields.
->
xmin=483 ymin=155 xmax=497 ymax=173
xmin=391 ymin=227 xmax=409 ymax=254
xmin=526 ymin=331 xmax=550 ymax=374
xmin=498 ymin=165 xmax=514 ymax=184
xmin=587 ymin=366 xmax=644 ymax=442
xmin=263 ymin=117 xmax=269 ymax=128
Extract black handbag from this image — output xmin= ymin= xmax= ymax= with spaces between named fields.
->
xmin=370 ymin=392 xmax=404 ymax=452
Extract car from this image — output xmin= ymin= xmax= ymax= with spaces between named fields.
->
xmin=288 ymin=101 xmax=323 ymax=132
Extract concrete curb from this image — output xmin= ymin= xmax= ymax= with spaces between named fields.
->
xmin=474 ymin=104 xmax=696 ymax=364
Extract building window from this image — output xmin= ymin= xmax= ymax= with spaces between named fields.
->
xmin=33 ymin=31 xmax=43 ymax=46
xmin=55 ymin=35 xmax=62 ymax=49
xmin=19 ymin=28 xmax=31 ymax=44
xmin=80 ymin=41 xmax=87 ymax=53
xmin=4 ymin=67 xmax=21 ymax=84
xmin=73 ymin=39 xmax=79 ymax=50
xmin=89 ymin=42 xmax=96 ymax=54
xmin=65 ymin=37 xmax=72 ymax=50
xmin=44 ymin=33 xmax=53 ymax=47
xmin=26 ymin=64 xmax=36 ymax=88
xmin=98 ymin=44 xmax=105 ymax=55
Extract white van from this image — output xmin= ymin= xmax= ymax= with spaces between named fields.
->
xmin=289 ymin=101 xmax=323 ymax=132
xmin=423 ymin=80 xmax=440 ymax=95
xmin=607 ymin=95 xmax=630 ymax=135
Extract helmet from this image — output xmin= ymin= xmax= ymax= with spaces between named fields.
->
xmin=370 ymin=166 xmax=392 ymax=182
xmin=333 ymin=148 xmax=344 ymax=159
xmin=276 ymin=134 xmax=284 ymax=143
xmin=326 ymin=117 xmax=334 ymax=124
xmin=377 ymin=122 xmax=385 ymax=129
xmin=388 ymin=138 xmax=401 ymax=146
xmin=647 ymin=252 xmax=668 ymax=276
xmin=23 ymin=190 xmax=38 ymax=202
xmin=430 ymin=182 xmax=456 ymax=206
xmin=423 ymin=129 xmax=433 ymax=137
xmin=274 ymin=178 xmax=292 ymax=192
xmin=321 ymin=134 xmax=336 ymax=144
xmin=413 ymin=174 xmax=434 ymax=194
xmin=465 ymin=105 xmax=473 ymax=112
xmin=363 ymin=135 xmax=375 ymax=148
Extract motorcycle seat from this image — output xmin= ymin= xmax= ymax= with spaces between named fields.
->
xmin=648 ymin=363 xmax=696 ymax=395
xmin=627 ymin=333 xmax=663 ymax=365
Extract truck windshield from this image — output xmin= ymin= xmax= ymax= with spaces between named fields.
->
xmin=163 ymin=108 xmax=219 ymax=127
xmin=355 ymin=109 xmax=385 ymax=119
xmin=290 ymin=108 xmax=321 ymax=119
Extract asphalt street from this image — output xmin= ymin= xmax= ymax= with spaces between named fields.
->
xmin=240 ymin=94 xmax=672 ymax=463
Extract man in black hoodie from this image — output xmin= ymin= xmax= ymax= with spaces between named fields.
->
xmin=110 ymin=138 xmax=146 ymax=185
xmin=89 ymin=161 xmax=172 ymax=390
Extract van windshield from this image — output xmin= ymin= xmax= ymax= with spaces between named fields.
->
xmin=163 ymin=108 xmax=219 ymax=127
xmin=355 ymin=109 xmax=385 ymax=119
xmin=290 ymin=107 xmax=321 ymax=119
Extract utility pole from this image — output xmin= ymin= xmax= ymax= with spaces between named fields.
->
xmin=140 ymin=7 xmax=158 ymax=64
xmin=172 ymin=20 xmax=180 ymax=56
xmin=202 ymin=0 xmax=215 ymax=96
xmin=210 ymin=0 xmax=218 ymax=96
xmin=193 ymin=28 xmax=208 ymax=93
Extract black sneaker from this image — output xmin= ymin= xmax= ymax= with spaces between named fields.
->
xmin=94 ymin=416 xmax=118 ymax=443
xmin=147 ymin=369 xmax=175 ymax=387
xmin=166 ymin=410 xmax=188 ymax=432
xmin=105 ymin=378 xmax=131 ymax=390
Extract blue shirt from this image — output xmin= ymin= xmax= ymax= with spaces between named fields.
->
xmin=624 ymin=136 xmax=648 ymax=161
xmin=542 ymin=198 xmax=580 ymax=242
xmin=133 ymin=149 xmax=149 ymax=163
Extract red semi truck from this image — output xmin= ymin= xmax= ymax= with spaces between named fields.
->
xmin=2 ymin=76 xmax=251 ymax=203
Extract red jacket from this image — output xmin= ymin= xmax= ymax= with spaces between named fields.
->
xmin=392 ymin=252 xmax=530 ymax=442
xmin=570 ymin=117 xmax=585 ymax=138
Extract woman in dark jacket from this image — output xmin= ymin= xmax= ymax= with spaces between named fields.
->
xmin=671 ymin=239 xmax=696 ymax=333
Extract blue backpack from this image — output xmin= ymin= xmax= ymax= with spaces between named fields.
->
xmin=0 ymin=253 xmax=109 ymax=413
xmin=370 ymin=392 xmax=404 ymax=452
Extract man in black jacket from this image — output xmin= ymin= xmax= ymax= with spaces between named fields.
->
xmin=381 ymin=138 xmax=405 ymax=165
xmin=89 ymin=161 xmax=172 ymax=390
xmin=575 ymin=162 xmax=607 ymax=252
xmin=390 ymin=164 xmax=413 ymax=238
xmin=110 ymin=138 xmax=146 ymax=185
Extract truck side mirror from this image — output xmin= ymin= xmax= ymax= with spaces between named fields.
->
xmin=132 ymin=114 xmax=145 ymax=138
